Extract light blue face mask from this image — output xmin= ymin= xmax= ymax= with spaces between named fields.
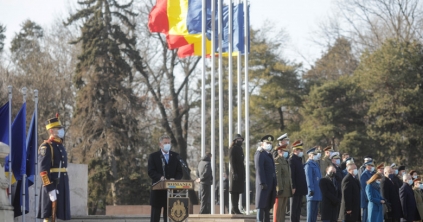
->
xmin=298 ymin=152 xmax=304 ymax=157
xmin=335 ymin=159 xmax=340 ymax=165
xmin=283 ymin=152 xmax=289 ymax=158
xmin=163 ymin=144 xmax=171 ymax=152
xmin=57 ymin=128 xmax=65 ymax=138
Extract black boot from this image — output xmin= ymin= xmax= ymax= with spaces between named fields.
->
xmin=230 ymin=192 xmax=242 ymax=214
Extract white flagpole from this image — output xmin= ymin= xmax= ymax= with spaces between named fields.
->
xmin=22 ymin=87 xmax=27 ymax=222
xmin=210 ymin=0 xmax=216 ymax=215
xmin=243 ymin=0 xmax=250 ymax=215
xmin=34 ymin=89 xmax=39 ymax=222
xmin=8 ymin=85 xmax=12 ymax=205
xmin=201 ymin=0 xmax=207 ymax=159
xmin=228 ymin=0 xmax=234 ymax=215
xmin=218 ymin=0 xmax=224 ymax=215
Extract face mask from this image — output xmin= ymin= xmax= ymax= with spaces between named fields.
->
xmin=376 ymin=180 xmax=381 ymax=184
xmin=388 ymin=174 xmax=395 ymax=179
xmin=163 ymin=144 xmax=171 ymax=152
xmin=420 ymin=184 xmax=423 ymax=190
xmin=408 ymin=180 xmax=414 ymax=185
xmin=370 ymin=167 xmax=375 ymax=172
xmin=335 ymin=159 xmax=340 ymax=165
xmin=236 ymin=141 xmax=243 ymax=146
xmin=353 ymin=169 xmax=358 ymax=176
xmin=395 ymin=170 xmax=398 ymax=175
xmin=286 ymin=141 xmax=290 ymax=145
xmin=283 ymin=152 xmax=289 ymax=158
xmin=265 ymin=144 xmax=272 ymax=151
xmin=298 ymin=152 xmax=304 ymax=157
xmin=413 ymin=175 xmax=418 ymax=179
xmin=313 ymin=155 xmax=319 ymax=161
xmin=328 ymin=171 xmax=334 ymax=177
xmin=316 ymin=153 xmax=321 ymax=159
xmin=57 ymin=129 xmax=65 ymax=138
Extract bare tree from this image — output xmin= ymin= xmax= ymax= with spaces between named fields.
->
xmin=134 ymin=1 xmax=201 ymax=161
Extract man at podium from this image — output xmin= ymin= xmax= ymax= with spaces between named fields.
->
xmin=148 ymin=135 xmax=183 ymax=222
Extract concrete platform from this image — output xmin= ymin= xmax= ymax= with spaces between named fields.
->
xmin=189 ymin=214 xmax=255 ymax=221
xmin=67 ymin=215 xmax=307 ymax=222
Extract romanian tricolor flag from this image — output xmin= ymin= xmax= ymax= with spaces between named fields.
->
xmin=148 ymin=0 xmax=211 ymax=57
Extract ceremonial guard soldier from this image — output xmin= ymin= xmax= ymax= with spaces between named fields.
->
xmin=37 ymin=114 xmax=71 ymax=221
xmin=255 ymin=135 xmax=277 ymax=222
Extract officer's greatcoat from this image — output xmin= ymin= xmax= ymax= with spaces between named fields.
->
xmin=37 ymin=137 xmax=71 ymax=220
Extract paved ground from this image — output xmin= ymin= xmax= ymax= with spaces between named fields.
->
xmin=66 ymin=215 xmax=308 ymax=222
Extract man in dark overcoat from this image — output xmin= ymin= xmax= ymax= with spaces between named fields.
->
xmin=148 ymin=135 xmax=183 ymax=222
xmin=255 ymin=135 xmax=277 ymax=222
xmin=196 ymin=152 xmax=213 ymax=214
xmin=37 ymin=115 xmax=71 ymax=221
xmin=319 ymin=165 xmax=340 ymax=222
xmin=380 ymin=165 xmax=402 ymax=222
xmin=339 ymin=161 xmax=361 ymax=222
xmin=399 ymin=174 xmax=418 ymax=222
xmin=289 ymin=140 xmax=307 ymax=222
xmin=229 ymin=134 xmax=245 ymax=214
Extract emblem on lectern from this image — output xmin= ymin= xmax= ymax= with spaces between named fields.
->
xmin=169 ymin=198 xmax=189 ymax=221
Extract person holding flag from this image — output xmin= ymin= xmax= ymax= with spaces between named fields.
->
xmin=37 ymin=114 xmax=70 ymax=221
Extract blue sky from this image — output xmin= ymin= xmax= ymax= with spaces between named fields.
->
xmin=0 ymin=0 xmax=334 ymax=66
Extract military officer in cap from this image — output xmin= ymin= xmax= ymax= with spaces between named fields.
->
xmin=273 ymin=144 xmax=292 ymax=222
xmin=37 ymin=114 xmax=71 ymax=221
xmin=357 ymin=156 xmax=373 ymax=182
xmin=304 ymin=147 xmax=322 ymax=222
xmin=272 ymin=133 xmax=289 ymax=158
xmin=320 ymin=146 xmax=334 ymax=178
xmin=360 ymin=160 xmax=375 ymax=222
xmin=255 ymin=135 xmax=277 ymax=222
xmin=289 ymin=140 xmax=307 ymax=222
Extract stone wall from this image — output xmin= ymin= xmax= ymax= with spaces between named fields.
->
xmin=14 ymin=163 xmax=88 ymax=221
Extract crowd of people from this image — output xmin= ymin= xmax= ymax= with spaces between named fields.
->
xmin=147 ymin=133 xmax=423 ymax=222
xmin=253 ymin=133 xmax=423 ymax=222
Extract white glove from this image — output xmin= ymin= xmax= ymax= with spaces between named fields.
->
xmin=49 ymin=190 xmax=57 ymax=202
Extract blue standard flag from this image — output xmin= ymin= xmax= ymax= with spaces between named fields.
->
xmin=0 ymin=101 xmax=10 ymax=144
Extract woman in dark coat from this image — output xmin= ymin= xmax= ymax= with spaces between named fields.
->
xmin=319 ymin=165 xmax=341 ymax=222
xmin=229 ymin=134 xmax=245 ymax=214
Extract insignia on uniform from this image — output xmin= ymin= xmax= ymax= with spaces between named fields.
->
xmin=39 ymin=146 xmax=47 ymax=156
xmin=168 ymin=198 xmax=189 ymax=222
xmin=268 ymin=137 xmax=271 ymax=141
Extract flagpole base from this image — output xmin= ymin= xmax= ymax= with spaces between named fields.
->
xmin=0 ymin=142 xmax=13 ymax=222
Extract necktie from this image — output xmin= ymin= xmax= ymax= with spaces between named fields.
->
xmin=165 ymin=153 xmax=169 ymax=163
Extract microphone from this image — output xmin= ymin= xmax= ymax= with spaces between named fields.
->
xmin=160 ymin=154 xmax=166 ymax=180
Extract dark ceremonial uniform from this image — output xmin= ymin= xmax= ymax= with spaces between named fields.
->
xmin=37 ymin=116 xmax=71 ymax=221
xmin=37 ymin=137 xmax=71 ymax=220
xmin=148 ymin=149 xmax=183 ymax=222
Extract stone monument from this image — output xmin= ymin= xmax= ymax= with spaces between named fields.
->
xmin=0 ymin=142 xmax=13 ymax=222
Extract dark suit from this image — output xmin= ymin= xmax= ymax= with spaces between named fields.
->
xmin=148 ymin=149 xmax=183 ymax=222
xmin=339 ymin=173 xmax=361 ymax=222
xmin=319 ymin=176 xmax=340 ymax=222
xmin=399 ymin=183 xmax=418 ymax=222
xmin=289 ymin=154 xmax=307 ymax=222
xmin=380 ymin=176 xmax=402 ymax=221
